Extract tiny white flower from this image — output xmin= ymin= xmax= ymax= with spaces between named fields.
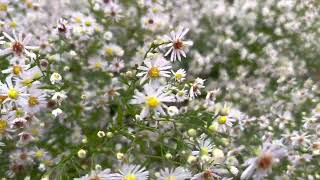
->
xmin=172 ymin=69 xmax=186 ymax=82
xmin=52 ymin=108 xmax=63 ymax=117
xmin=189 ymin=78 xmax=205 ymax=100
xmin=50 ymin=72 xmax=62 ymax=85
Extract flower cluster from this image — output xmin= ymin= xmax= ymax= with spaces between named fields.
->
xmin=0 ymin=0 xmax=320 ymax=179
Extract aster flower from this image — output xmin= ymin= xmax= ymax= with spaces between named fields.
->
xmin=103 ymin=78 xmax=121 ymax=101
xmin=0 ymin=31 xmax=37 ymax=60
xmin=1 ymin=63 xmax=30 ymax=77
xmin=55 ymin=18 xmax=72 ymax=38
xmin=137 ymin=55 xmax=172 ymax=84
xmin=0 ymin=76 xmax=28 ymax=107
xmin=108 ymin=164 xmax=149 ymax=180
xmin=130 ymin=83 xmax=175 ymax=119
xmin=22 ymin=88 xmax=47 ymax=113
xmin=241 ymin=141 xmax=288 ymax=180
xmin=74 ymin=169 xmax=112 ymax=180
xmin=175 ymin=88 xmax=188 ymax=102
xmin=189 ymin=78 xmax=205 ymax=100
xmin=0 ymin=118 xmax=13 ymax=140
xmin=158 ymin=167 xmax=192 ymax=180
xmin=164 ymin=27 xmax=193 ymax=61
xmin=109 ymin=58 xmax=125 ymax=73
xmin=88 ymin=57 xmax=108 ymax=71
xmin=172 ymin=69 xmax=186 ymax=82
xmin=192 ymin=134 xmax=214 ymax=158
xmin=104 ymin=3 xmax=124 ymax=22
xmin=103 ymin=44 xmax=124 ymax=57
xmin=191 ymin=169 xmax=221 ymax=180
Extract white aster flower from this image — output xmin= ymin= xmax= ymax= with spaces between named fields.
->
xmin=109 ymin=58 xmax=125 ymax=73
xmin=130 ymin=83 xmax=175 ymax=119
xmin=0 ymin=30 xmax=37 ymax=59
xmin=164 ymin=27 xmax=193 ymax=61
xmin=172 ymin=69 xmax=186 ymax=82
xmin=74 ymin=169 xmax=112 ymax=180
xmin=108 ymin=164 xmax=149 ymax=180
xmin=157 ymin=167 xmax=192 ymax=180
xmin=52 ymin=108 xmax=63 ymax=117
xmin=50 ymin=72 xmax=62 ymax=85
xmin=189 ymin=78 xmax=205 ymax=100
xmin=0 ymin=76 xmax=28 ymax=106
xmin=137 ymin=55 xmax=171 ymax=84
xmin=241 ymin=141 xmax=288 ymax=180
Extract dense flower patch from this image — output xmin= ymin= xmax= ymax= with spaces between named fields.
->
xmin=0 ymin=0 xmax=320 ymax=179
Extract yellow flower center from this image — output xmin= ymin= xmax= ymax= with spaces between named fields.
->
xmin=148 ymin=67 xmax=160 ymax=78
xmin=8 ymin=88 xmax=19 ymax=99
xmin=105 ymin=48 xmax=113 ymax=56
xmin=0 ymin=120 xmax=7 ymax=134
xmin=10 ymin=21 xmax=17 ymax=28
xmin=124 ymin=174 xmax=136 ymax=180
xmin=31 ymin=128 xmax=39 ymax=136
xmin=200 ymin=147 xmax=209 ymax=156
xmin=85 ymin=21 xmax=91 ymax=26
xmin=95 ymin=62 xmax=102 ymax=69
xmin=75 ymin=16 xmax=82 ymax=23
xmin=13 ymin=65 xmax=22 ymax=75
xmin=166 ymin=176 xmax=175 ymax=180
xmin=26 ymin=2 xmax=33 ymax=8
xmin=146 ymin=96 xmax=160 ymax=108
xmin=175 ymin=73 xmax=183 ymax=80
xmin=218 ymin=116 xmax=227 ymax=124
xmin=35 ymin=150 xmax=44 ymax=158
xmin=0 ymin=3 xmax=8 ymax=11
xmin=28 ymin=96 xmax=39 ymax=106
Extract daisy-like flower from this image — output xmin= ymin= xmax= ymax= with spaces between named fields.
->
xmin=55 ymin=18 xmax=72 ymax=38
xmin=103 ymin=78 xmax=121 ymax=101
xmin=137 ymin=55 xmax=172 ymax=84
xmin=104 ymin=3 xmax=124 ymax=22
xmin=0 ymin=117 xmax=13 ymax=140
xmin=130 ymin=83 xmax=175 ymax=119
xmin=0 ymin=77 xmax=28 ymax=106
xmin=240 ymin=141 xmax=288 ymax=180
xmin=189 ymin=78 xmax=205 ymax=100
xmin=1 ymin=62 xmax=30 ymax=77
xmin=88 ymin=57 xmax=108 ymax=71
xmin=74 ymin=169 xmax=112 ymax=180
xmin=157 ymin=167 xmax=192 ymax=180
xmin=172 ymin=69 xmax=186 ymax=82
xmin=109 ymin=58 xmax=125 ymax=73
xmin=22 ymin=88 xmax=47 ymax=113
xmin=164 ymin=28 xmax=193 ymax=61
xmin=191 ymin=169 xmax=220 ymax=180
xmin=175 ymin=88 xmax=188 ymax=102
xmin=103 ymin=44 xmax=124 ymax=57
xmin=0 ymin=31 xmax=37 ymax=59
xmin=192 ymin=134 xmax=214 ymax=160
xmin=211 ymin=111 xmax=238 ymax=133
xmin=108 ymin=164 xmax=149 ymax=180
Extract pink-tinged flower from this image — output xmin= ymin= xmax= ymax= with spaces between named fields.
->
xmin=164 ymin=27 xmax=193 ymax=61
xmin=241 ymin=141 xmax=288 ymax=180
xmin=0 ymin=31 xmax=37 ymax=59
